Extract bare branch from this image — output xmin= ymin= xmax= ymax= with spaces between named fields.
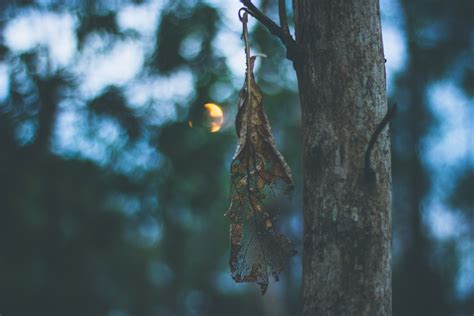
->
xmin=278 ymin=0 xmax=290 ymax=35
xmin=364 ymin=103 xmax=397 ymax=183
xmin=292 ymin=0 xmax=300 ymax=41
xmin=240 ymin=0 xmax=301 ymax=65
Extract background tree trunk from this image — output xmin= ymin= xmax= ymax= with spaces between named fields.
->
xmin=294 ymin=1 xmax=392 ymax=315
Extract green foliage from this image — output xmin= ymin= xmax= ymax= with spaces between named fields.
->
xmin=77 ymin=12 xmax=121 ymax=47
xmin=89 ymin=86 xmax=142 ymax=140
xmin=152 ymin=3 xmax=219 ymax=73
xmin=461 ymin=67 xmax=474 ymax=97
xmin=391 ymin=1 xmax=473 ymax=315
xmin=448 ymin=169 xmax=474 ymax=212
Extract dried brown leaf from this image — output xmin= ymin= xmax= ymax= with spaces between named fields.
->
xmin=225 ymin=55 xmax=296 ymax=295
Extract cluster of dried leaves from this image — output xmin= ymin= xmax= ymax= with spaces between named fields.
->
xmin=225 ymin=14 xmax=296 ymax=293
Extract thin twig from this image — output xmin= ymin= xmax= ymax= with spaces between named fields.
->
xmin=292 ymin=0 xmax=300 ymax=40
xmin=240 ymin=0 xmax=301 ymax=64
xmin=364 ymin=103 xmax=397 ymax=182
xmin=239 ymin=9 xmax=252 ymax=98
xmin=278 ymin=0 xmax=290 ymax=35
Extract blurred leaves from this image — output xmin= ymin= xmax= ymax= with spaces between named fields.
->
xmin=403 ymin=0 xmax=474 ymax=80
xmin=35 ymin=73 xmax=75 ymax=148
xmin=77 ymin=12 xmax=120 ymax=46
xmin=461 ymin=67 xmax=474 ymax=97
xmin=151 ymin=3 xmax=219 ymax=73
xmin=448 ymin=169 xmax=474 ymax=212
xmin=0 ymin=42 xmax=8 ymax=59
xmin=89 ymin=86 xmax=141 ymax=141
xmin=392 ymin=1 xmax=474 ymax=315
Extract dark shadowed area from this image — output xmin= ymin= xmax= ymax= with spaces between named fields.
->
xmin=0 ymin=0 xmax=472 ymax=315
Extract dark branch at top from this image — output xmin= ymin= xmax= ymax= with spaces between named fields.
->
xmin=278 ymin=0 xmax=290 ymax=35
xmin=240 ymin=0 xmax=302 ymax=65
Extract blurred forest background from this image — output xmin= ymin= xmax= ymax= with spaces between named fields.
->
xmin=0 ymin=0 xmax=472 ymax=315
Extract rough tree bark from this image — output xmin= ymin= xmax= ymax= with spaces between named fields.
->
xmin=240 ymin=0 xmax=391 ymax=313
xmin=294 ymin=1 xmax=392 ymax=315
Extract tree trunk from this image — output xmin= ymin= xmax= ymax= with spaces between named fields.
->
xmin=294 ymin=1 xmax=392 ymax=315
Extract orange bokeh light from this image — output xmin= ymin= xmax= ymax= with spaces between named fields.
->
xmin=204 ymin=103 xmax=224 ymax=132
